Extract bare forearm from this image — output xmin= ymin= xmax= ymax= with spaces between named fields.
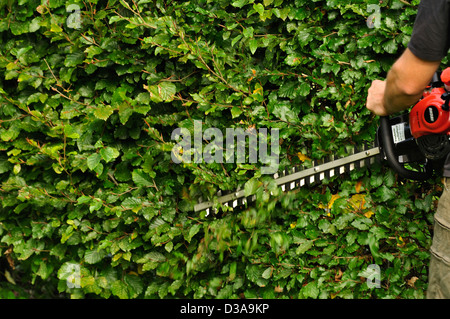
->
xmin=383 ymin=66 xmax=424 ymax=115
xmin=366 ymin=48 xmax=440 ymax=117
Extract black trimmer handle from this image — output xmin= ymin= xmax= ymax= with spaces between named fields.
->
xmin=379 ymin=116 xmax=433 ymax=181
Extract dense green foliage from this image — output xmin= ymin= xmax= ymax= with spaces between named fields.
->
xmin=0 ymin=0 xmax=443 ymax=299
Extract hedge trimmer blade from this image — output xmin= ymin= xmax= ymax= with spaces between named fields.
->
xmin=194 ymin=145 xmax=381 ymax=215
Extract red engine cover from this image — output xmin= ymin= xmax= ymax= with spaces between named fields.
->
xmin=409 ymin=87 xmax=450 ymax=138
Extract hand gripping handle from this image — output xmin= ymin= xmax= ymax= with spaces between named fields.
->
xmin=379 ymin=116 xmax=433 ymax=181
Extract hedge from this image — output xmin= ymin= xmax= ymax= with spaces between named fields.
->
xmin=0 ymin=0 xmax=442 ymax=299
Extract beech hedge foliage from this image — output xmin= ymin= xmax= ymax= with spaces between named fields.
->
xmin=0 ymin=0 xmax=443 ymax=299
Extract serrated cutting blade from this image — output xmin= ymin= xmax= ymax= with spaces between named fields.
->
xmin=194 ymin=146 xmax=381 ymax=214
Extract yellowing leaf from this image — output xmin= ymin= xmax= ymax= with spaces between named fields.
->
xmin=329 ymin=194 xmax=340 ymax=208
xmin=297 ymin=152 xmax=310 ymax=162
xmin=13 ymin=164 xmax=21 ymax=175
xmin=253 ymin=87 xmax=263 ymax=95
xmin=349 ymin=194 xmax=365 ymax=210
xmin=50 ymin=23 xmax=63 ymax=33
xmin=94 ymin=105 xmax=114 ymax=121
xmin=132 ymin=205 xmax=142 ymax=213
xmin=397 ymin=236 xmax=405 ymax=247
xmin=112 ymin=253 xmax=123 ymax=262
xmin=364 ymin=211 xmax=374 ymax=219
xmin=5 ymin=270 xmax=16 ymax=285
xmin=181 ymin=187 xmax=190 ymax=200
xmin=319 ymin=194 xmax=339 ymax=216
xmin=355 ymin=180 xmax=363 ymax=193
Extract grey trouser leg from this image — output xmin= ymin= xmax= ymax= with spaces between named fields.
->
xmin=428 ymin=178 xmax=450 ymax=299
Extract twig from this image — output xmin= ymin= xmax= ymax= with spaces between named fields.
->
xmin=43 ymin=58 xmax=60 ymax=86
xmin=50 ymin=86 xmax=88 ymax=106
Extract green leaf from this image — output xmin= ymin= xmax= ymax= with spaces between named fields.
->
xmin=10 ymin=21 xmax=30 ymax=35
xmin=164 ymin=241 xmax=173 ymax=253
xmin=351 ymin=217 xmax=370 ymax=231
xmin=1 ymin=127 xmax=20 ymax=142
xmin=301 ymin=281 xmax=319 ymax=299
xmin=262 ymin=267 xmax=272 ymax=279
xmin=122 ymin=197 xmax=142 ymax=211
xmin=79 ymin=85 xmax=94 ymax=98
xmin=139 ymin=251 xmax=166 ymax=263
xmin=64 ymin=53 xmax=84 ymax=67
xmin=89 ymin=199 xmax=103 ymax=212
xmin=118 ymin=103 xmax=134 ymax=125
xmin=368 ymin=233 xmax=381 ymax=259
xmin=124 ymin=274 xmax=143 ymax=299
xmin=187 ymin=223 xmax=201 ymax=243
xmin=232 ymin=34 xmax=243 ymax=47
xmin=253 ymin=3 xmax=264 ymax=16
xmin=249 ymin=38 xmax=258 ymax=54
xmin=232 ymin=0 xmax=249 ymax=8
xmin=298 ymin=82 xmax=311 ymax=97
xmin=272 ymin=103 xmax=299 ymax=123
xmin=85 ymin=46 xmax=103 ymax=58
xmin=383 ymin=39 xmax=397 ymax=54
xmin=375 ymin=185 xmax=396 ymax=202
xmin=229 ymin=262 xmax=237 ymax=281
xmin=243 ymin=26 xmax=254 ymax=38
xmin=296 ymin=240 xmax=314 ymax=254
xmin=84 ymin=249 xmax=106 ymax=264
xmin=132 ymin=169 xmax=153 ymax=187
xmin=0 ymin=158 xmax=12 ymax=174
xmin=13 ymin=164 xmax=21 ymax=175
xmin=111 ymin=280 xmax=129 ymax=299
xmin=370 ymin=174 xmax=383 ymax=188
xmin=273 ymin=7 xmax=290 ymax=20
xmin=100 ymin=147 xmax=120 ymax=163
xmin=246 ymin=265 xmax=269 ymax=287
xmin=146 ymin=82 xmax=176 ymax=102
xmin=87 ymin=153 xmax=101 ymax=170
xmin=64 ymin=124 xmax=80 ymax=139
xmin=94 ymin=105 xmax=114 ymax=121
xmin=244 ymin=178 xmax=261 ymax=197
xmin=231 ymin=106 xmax=243 ymax=118
xmin=114 ymin=162 xmax=132 ymax=181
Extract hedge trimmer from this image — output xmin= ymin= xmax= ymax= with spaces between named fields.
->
xmin=194 ymin=69 xmax=450 ymax=215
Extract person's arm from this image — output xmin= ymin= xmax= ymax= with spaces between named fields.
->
xmin=366 ymin=48 xmax=441 ymax=116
